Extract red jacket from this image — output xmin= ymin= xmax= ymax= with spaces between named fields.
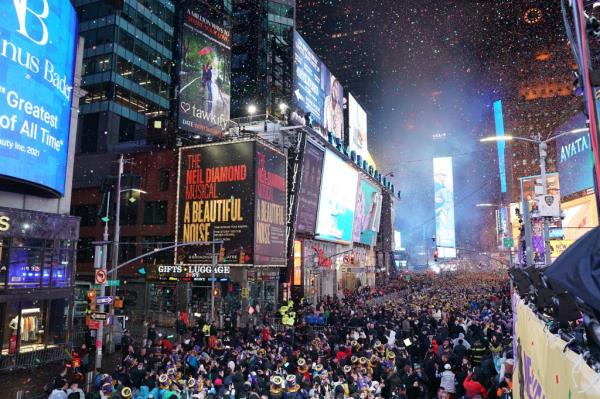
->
xmin=336 ymin=347 xmax=352 ymax=363
xmin=463 ymin=373 xmax=488 ymax=398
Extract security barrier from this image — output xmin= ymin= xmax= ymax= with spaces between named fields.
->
xmin=512 ymin=298 xmax=600 ymax=399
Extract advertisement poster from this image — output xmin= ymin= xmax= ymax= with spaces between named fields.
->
xmin=176 ymin=142 xmax=254 ymax=265
xmin=292 ymin=31 xmax=344 ymax=139
xmin=433 ymin=157 xmax=456 ymax=258
xmin=0 ymin=1 xmax=78 ymax=195
xmin=178 ymin=6 xmax=231 ymax=136
xmin=315 ymin=150 xmax=358 ymax=242
xmin=562 ymin=194 xmax=598 ymax=242
xmin=254 ymin=143 xmax=287 ymax=266
xmin=348 ymin=94 xmax=371 ymax=162
xmin=352 ymin=178 xmax=382 ymax=246
xmin=295 ymin=141 xmax=324 ymax=234
xmin=555 ymin=112 xmax=593 ymax=197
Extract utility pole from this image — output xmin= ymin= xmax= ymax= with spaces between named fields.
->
xmin=210 ymin=233 xmax=216 ymax=323
xmin=109 ymin=155 xmax=124 ymax=353
xmin=538 ymin=137 xmax=552 ymax=268
xmin=94 ymin=191 xmax=110 ymax=369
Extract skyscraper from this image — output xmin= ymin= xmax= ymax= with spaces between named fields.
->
xmin=231 ymin=0 xmax=295 ymax=118
xmin=75 ymin=1 xmax=175 ymax=155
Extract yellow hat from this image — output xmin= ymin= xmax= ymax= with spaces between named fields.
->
xmin=159 ymin=374 xmax=169 ymax=384
xmin=297 ymin=358 xmax=306 ymax=366
xmin=187 ymin=378 xmax=196 ymax=388
xmin=386 ymin=351 xmax=396 ymax=360
xmin=359 ymin=357 xmax=367 ymax=365
xmin=343 ymin=365 xmax=351 ymax=373
xmin=271 ymin=376 xmax=284 ymax=386
xmin=314 ymin=364 xmax=323 ymax=372
xmin=121 ymin=387 xmax=132 ymax=398
xmin=351 ymin=356 xmax=358 ymax=364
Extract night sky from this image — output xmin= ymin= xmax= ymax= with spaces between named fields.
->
xmin=296 ymin=0 xmax=580 ymax=256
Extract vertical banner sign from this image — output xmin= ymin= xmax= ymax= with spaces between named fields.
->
xmin=295 ymin=141 xmax=325 ymax=234
xmin=0 ymin=1 xmax=78 ymax=195
xmin=177 ymin=142 xmax=255 ymax=265
xmin=254 ymin=142 xmax=287 ymax=265
xmin=292 ymin=31 xmax=344 ymax=139
xmin=352 ymin=178 xmax=382 ymax=247
xmin=493 ymin=100 xmax=507 ymax=193
xmin=178 ymin=6 xmax=231 ymax=136
xmin=433 ymin=157 xmax=456 ymax=258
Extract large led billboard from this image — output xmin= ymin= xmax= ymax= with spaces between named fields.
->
xmin=178 ymin=6 xmax=231 ymax=136
xmin=352 ymin=178 xmax=382 ymax=246
xmin=295 ymin=141 xmax=325 ymax=235
xmin=555 ymin=113 xmax=593 ymax=197
xmin=315 ymin=150 xmax=358 ymax=242
xmin=493 ymin=100 xmax=507 ymax=193
xmin=176 ymin=141 xmax=287 ymax=267
xmin=254 ymin=142 xmax=287 ymax=266
xmin=348 ymin=93 xmax=376 ymax=166
xmin=176 ymin=142 xmax=255 ymax=265
xmin=0 ymin=1 xmax=78 ymax=196
xmin=433 ymin=157 xmax=456 ymax=258
xmin=292 ymin=31 xmax=344 ymax=140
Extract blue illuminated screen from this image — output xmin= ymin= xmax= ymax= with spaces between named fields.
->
xmin=0 ymin=1 xmax=78 ymax=195
xmin=433 ymin=157 xmax=456 ymax=258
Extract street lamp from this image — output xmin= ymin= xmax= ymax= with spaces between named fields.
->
xmin=247 ymin=104 xmax=257 ymax=115
xmin=480 ymin=127 xmax=589 ymax=267
xmin=278 ymin=102 xmax=288 ymax=112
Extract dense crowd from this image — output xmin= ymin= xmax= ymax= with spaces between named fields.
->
xmin=48 ymin=272 xmax=514 ymax=399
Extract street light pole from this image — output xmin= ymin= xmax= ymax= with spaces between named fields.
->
xmin=210 ymin=234 xmax=216 ymax=323
xmin=94 ymin=191 xmax=110 ymax=370
xmin=109 ymin=154 xmax=124 ymax=353
xmin=537 ymin=138 xmax=552 ymax=267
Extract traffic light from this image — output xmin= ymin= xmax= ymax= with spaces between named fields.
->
xmin=86 ymin=290 xmax=96 ymax=313
xmin=213 ymin=288 xmax=221 ymax=297
xmin=218 ymin=247 xmax=225 ymax=263
xmin=433 ymin=249 xmax=439 ymax=262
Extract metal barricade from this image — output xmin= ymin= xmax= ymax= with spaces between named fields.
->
xmin=0 ymin=344 xmax=67 ymax=372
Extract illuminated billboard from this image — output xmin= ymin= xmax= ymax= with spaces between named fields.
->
xmin=176 ymin=141 xmax=287 ymax=267
xmin=178 ymin=6 xmax=231 ymax=136
xmin=348 ymin=93 xmax=375 ymax=165
xmin=0 ymin=1 xmax=78 ymax=195
xmin=295 ymin=141 xmax=325 ymax=234
xmin=433 ymin=157 xmax=456 ymax=258
xmin=555 ymin=113 xmax=593 ymax=197
xmin=352 ymin=178 xmax=382 ymax=246
xmin=493 ymin=100 xmax=507 ymax=193
xmin=315 ymin=150 xmax=358 ymax=242
xmin=292 ymin=31 xmax=344 ymax=140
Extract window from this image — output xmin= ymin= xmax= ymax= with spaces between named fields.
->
xmin=8 ymin=239 xmax=44 ymax=289
xmin=80 ymin=113 xmax=99 ymax=153
xmin=53 ymin=241 xmax=73 ymax=288
xmin=159 ymin=169 xmax=170 ymax=191
xmin=71 ymin=204 xmax=98 ymax=227
xmin=120 ymin=196 xmax=139 ymax=225
xmin=144 ymin=201 xmax=168 ymax=225
xmin=77 ymin=238 xmax=95 ymax=264
xmin=0 ymin=238 xmax=9 ymax=287
xmin=119 ymin=116 xmax=137 ymax=142
xmin=118 ymin=237 xmax=137 ymax=264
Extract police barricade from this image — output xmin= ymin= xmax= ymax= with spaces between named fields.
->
xmin=512 ymin=298 xmax=600 ymax=399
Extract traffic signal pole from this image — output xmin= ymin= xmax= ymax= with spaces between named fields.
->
xmin=94 ymin=192 xmax=110 ymax=370
xmin=91 ymin=238 xmax=223 ymax=370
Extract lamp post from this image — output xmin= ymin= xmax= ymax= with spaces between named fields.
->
xmin=108 ymin=155 xmax=147 ymax=353
xmin=480 ymin=127 xmax=588 ymax=267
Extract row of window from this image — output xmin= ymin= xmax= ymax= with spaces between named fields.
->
xmin=78 ymin=235 xmax=173 ymax=265
xmin=72 ymin=199 xmax=169 ymax=228
xmin=76 ymin=0 xmax=174 ymax=28
xmin=0 ymin=239 xmax=73 ymax=290
xmin=118 ymin=26 xmax=172 ymax=75
xmin=121 ymin=3 xmax=173 ymax=49
xmin=136 ymin=0 xmax=175 ymax=25
xmin=81 ymin=83 xmax=166 ymax=122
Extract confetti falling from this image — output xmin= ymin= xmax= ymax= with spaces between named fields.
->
xmin=296 ymin=0 xmax=582 ymax=253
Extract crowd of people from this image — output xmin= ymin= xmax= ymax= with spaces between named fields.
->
xmin=48 ymin=272 xmax=514 ymax=399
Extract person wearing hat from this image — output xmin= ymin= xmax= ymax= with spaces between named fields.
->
xmin=296 ymin=358 xmax=308 ymax=375
xmin=436 ymin=363 xmax=456 ymax=397
xmin=284 ymin=375 xmax=300 ymax=399
xmin=269 ymin=375 xmax=284 ymax=399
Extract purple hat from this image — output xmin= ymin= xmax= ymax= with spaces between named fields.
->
xmin=101 ymin=382 xmax=113 ymax=394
